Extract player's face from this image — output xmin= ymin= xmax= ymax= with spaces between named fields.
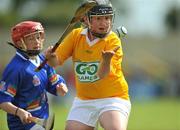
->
xmin=23 ymin=31 xmax=44 ymax=50
xmin=90 ymin=15 xmax=113 ymax=34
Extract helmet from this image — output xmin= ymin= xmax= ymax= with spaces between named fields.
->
xmin=86 ymin=0 xmax=115 ymax=38
xmin=11 ymin=21 xmax=44 ymax=44
xmin=11 ymin=21 xmax=44 ymax=56
xmin=88 ymin=0 xmax=114 ymax=16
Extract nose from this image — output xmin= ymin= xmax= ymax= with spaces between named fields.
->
xmin=100 ymin=18 xmax=110 ymax=26
xmin=29 ymin=38 xmax=41 ymax=48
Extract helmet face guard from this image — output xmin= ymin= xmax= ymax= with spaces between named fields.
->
xmin=11 ymin=21 xmax=44 ymax=56
xmin=86 ymin=0 xmax=115 ymax=38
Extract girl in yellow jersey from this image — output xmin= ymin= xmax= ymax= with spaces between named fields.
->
xmin=45 ymin=0 xmax=131 ymax=130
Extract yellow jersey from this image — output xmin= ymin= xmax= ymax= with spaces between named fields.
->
xmin=56 ymin=28 xmax=129 ymax=100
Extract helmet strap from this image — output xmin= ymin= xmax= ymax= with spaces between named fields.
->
xmin=88 ymin=27 xmax=108 ymax=39
xmin=26 ymin=50 xmax=41 ymax=56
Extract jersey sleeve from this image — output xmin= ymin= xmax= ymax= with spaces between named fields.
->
xmin=55 ymin=30 xmax=74 ymax=65
xmin=55 ymin=28 xmax=82 ymax=65
xmin=46 ymin=66 xmax=66 ymax=95
xmin=0 ymin=66 xmax=20 ymax=103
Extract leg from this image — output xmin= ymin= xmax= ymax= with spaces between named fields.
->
xmin=65 ymin=98 xmax=99 ymax=130
xmin=99 ymin=110 xmax=129 ymax=130
xmin=65 ymin=120 xmax=94 ymax=130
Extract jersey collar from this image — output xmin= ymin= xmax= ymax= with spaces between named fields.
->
xmin=16 ymin=50 xmax=29 ymax=60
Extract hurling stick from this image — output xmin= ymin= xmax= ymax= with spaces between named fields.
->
xmin=28 ymin=113 xmax=55 ymax=130
xmin=35 ymin=1 xmax=97 ymax=72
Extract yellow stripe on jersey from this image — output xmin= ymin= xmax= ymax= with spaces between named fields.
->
xmin=56 ymin=28 xmax=129 ymax=100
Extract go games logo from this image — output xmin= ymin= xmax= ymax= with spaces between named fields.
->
xmin=74 ymin=61 xmax=100 ymax=82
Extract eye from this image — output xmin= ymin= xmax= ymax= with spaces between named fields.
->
xmin=97 ymin=17 xmax=101 ymax=20
xmin=34 ymin=33 xmax=41 ymax=40
xmin=105 ymin=17 xmax=109 ymax=20
xmin=36 ymin=35 xmax=40 ymax=40
xmin=26 ymin=36 xmax=33 ymax=41
xmin=105 ymin=16 xmax=112 ymax=20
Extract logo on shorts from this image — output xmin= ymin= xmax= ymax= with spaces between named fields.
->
xmin=74 ymin=62 xmax=99 ymax=82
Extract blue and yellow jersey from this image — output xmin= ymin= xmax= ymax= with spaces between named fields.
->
xmin=56 ymin=28 xmax=129 ymax=100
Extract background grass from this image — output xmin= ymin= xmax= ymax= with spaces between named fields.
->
xmin=0 ymin=98 xmax=179 ymax=130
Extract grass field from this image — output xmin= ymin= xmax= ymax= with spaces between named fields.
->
xmin=0 ymin=97 xmax=179 ymax=130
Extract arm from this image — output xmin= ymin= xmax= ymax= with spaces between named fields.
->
xmin=0 ymin=65 xmax=32 ymax=124
xmin=44 ymin=46 xmax=59 ymax=67
xmin=45 ymin=66 xmax=68 ymax=96
xmin=44 ymin=29 xmax=79 ymax=67
xmin=97 ymin=46 xmax=120 ymax=79
xmin=0 ymin=102 xmax=32 ymax=124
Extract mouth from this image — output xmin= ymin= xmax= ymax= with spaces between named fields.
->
xmin=99 ymin=27 xmax=105 ymax=30
xmin=98 ymin=27 xmax=108 ymax=33
xmin=33 ymin=46 xmax=41 ymax=50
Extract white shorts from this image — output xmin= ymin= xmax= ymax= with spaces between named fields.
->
xmin=67 ymin=97 xmax=131 ymax=127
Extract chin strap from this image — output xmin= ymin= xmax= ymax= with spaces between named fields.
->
xmin=90 ymin=30 xmax=107 ymax=38
xmin=7 ymin=41 xmax=41 ymax=57
xmin=26 ymin=50 xmax=41 ymax=56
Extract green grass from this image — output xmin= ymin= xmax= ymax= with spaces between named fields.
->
xmin=128 ymin=98 xmax=180 ymax=130
xmin=0 ymin=98 xmax=180 ymax=130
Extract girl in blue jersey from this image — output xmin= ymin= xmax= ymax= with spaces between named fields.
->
xmin=0 ymin=21 xmax=68 ymax=130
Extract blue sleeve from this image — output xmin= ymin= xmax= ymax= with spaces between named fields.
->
xmin=0 ymin=65 xmax=20 ymax=103
xmin=46 ymin=66 xmax=66 ymax=96
xmin=39 ymin=54 xmax=66 ymax=95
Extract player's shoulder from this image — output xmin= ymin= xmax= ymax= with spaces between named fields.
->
xmin=6 ymin=52 xmax=31 ymax=72
xmin=108 ymin=31 xmax=119 ymax=39
xmin=3 ymin=57 xmax=24 ymax=77
xmin=72 ymin=27 xmax=84 ymax=35
xmin=73 ymin=27 xmax=83 ymax=32
xmin=105 ymin=31 xmax=120 ymax=42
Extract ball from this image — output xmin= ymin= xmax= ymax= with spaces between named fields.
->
xmin=116 ymin=26 xmax=128 ymax=38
